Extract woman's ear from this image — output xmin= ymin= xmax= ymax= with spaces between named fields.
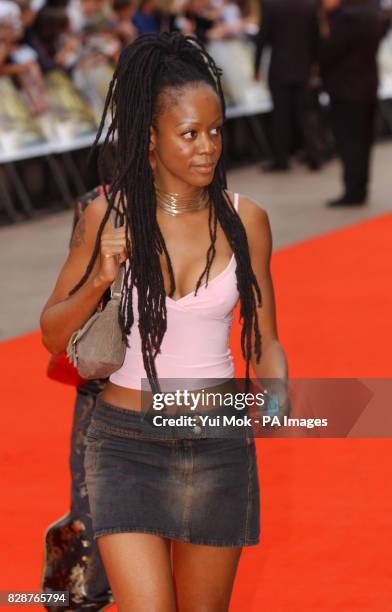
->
xmin=149 ymin=126 xmax=157 ymax=152
xmin=149 ymin=126 xmax=157 ymax=169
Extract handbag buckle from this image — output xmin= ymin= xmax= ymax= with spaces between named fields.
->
xmin=110 ymin=286 xmax=122 ymax=300
xmin=110 ymin=265 xmax=124 ymax=300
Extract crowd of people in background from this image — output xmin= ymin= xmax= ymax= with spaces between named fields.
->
xmin=0 ymin=0 xmax=261 ymax=153
xmin=0 ymin=0 xmax=258 ymax=116
xmin=1 ymin=0 xmax=392 ymax=206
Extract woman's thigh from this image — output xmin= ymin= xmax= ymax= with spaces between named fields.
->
xmin=172 ymin=541 xmax=242 ymax=612
xmin=97 ymin=532 xmax=176 ymax=612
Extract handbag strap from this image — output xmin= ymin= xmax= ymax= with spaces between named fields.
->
xmin=109 ymin=207 xmax=125 ymax=300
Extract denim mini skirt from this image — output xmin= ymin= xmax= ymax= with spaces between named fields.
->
xmin=84 ymin=394 xmax=260 ymax=547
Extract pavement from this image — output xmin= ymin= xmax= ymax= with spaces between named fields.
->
xmin=1 ymin=141 xmax=391 ymax=341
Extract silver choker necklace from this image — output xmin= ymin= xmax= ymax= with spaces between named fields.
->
xmin=155 ymin=186 xmax=209 ymax=216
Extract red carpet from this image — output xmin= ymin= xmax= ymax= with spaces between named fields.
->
xmin=1 ymin=212 xmax=392 ymax=610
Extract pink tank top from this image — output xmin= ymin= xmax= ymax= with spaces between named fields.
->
xmin=109 ymin=193 xmax=240 ymax=391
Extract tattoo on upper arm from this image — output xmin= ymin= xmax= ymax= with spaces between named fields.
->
xmin=70 ymin=216 xmax=86 ymax=248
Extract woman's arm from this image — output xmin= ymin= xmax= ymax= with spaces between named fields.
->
xmin=40 ymin=193 xmax=127 ymax=356
xmin=239 ymin=195 xmax=289 ymax=408
xmin=0 ymin=59 xmax=34 ymax=76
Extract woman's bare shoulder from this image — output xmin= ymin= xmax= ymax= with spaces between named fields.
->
xmin=78 ymin=190 xmax=111 ymax=225
xmin=225 ymin=190 xmax=270 ymax=233
xmin=225 ymin=190 xmax=272 ymax=259
xmin=70 ymin=190 xmax=113 ymax=248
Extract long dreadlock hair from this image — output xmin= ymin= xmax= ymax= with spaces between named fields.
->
xmin=69 ymin=32 xmax=262 ymax=393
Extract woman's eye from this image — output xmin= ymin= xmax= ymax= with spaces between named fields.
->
xmin=182 ymin=126 xmax=222 ymax=139
xmin=183 ymin=130 xmax=197 ymax=139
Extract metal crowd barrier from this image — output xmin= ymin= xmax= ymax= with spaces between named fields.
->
xmin=1 ymin=78 xmax=392 ymax=223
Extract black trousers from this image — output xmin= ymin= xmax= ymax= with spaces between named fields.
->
xmin=329 ymin=98 xmax=377 ymax=200
xmin=269 ymin=80 xmax=322 ymax=167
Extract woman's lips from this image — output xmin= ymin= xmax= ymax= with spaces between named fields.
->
xmin=193 ymin=163 xmax=215 ymax=174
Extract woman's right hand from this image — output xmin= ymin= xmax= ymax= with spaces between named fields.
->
xmin=97 ymin=216 xmax=128 ymax=284
xmin=40 ymin=194 xmax=130 ymax=355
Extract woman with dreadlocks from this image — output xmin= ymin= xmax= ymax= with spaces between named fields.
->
xmin=41 ymin=31 xmax=287 ymax=611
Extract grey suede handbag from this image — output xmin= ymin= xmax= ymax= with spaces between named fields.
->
xmin=66 ymin=209 xmax=126 ymax=379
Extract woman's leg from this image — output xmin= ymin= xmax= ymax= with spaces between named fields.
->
xmin=172 ymin=541 xmax=242 ymax=611
xmin=97 ymin=532 xmax=176 ymax=612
